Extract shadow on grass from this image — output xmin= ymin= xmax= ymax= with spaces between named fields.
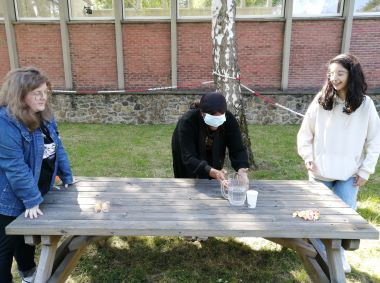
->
xmin=73 ymin=236 xmax=306 ymax=283
xmin=71 ymin=236 xmax=380 ymax=283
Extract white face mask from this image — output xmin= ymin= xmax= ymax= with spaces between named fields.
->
xmin=203 ymin=113 xmax=226 ymax=128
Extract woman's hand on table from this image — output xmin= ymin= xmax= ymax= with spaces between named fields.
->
xmin=209 ymin=168 xmax=226 ymax=182
xmin=25 ymin=205 xmax=43 ymax=219
xmin=238 ymin=168 xmax=249 ymax=183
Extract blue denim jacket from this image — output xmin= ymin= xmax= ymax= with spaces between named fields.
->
xmin=0 ymin=106 xmax=73 ymax=216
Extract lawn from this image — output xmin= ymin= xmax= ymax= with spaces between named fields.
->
xmin=13 ymin=123 xmax=380 ymax=282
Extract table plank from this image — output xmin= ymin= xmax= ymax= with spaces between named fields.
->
xmin=39 ymin=202 xmax=358 ymax=212
xmin=6 ymin=219 xmax=378 ymax=239
xmin=29 ymin=209 xmax=366 ymax=224
xmin=41 ymin=197 xmax=351 ymax=209
xmin=7 ymin=179 xmax=379 ymax=240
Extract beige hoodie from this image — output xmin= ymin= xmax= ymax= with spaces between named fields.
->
xmin=297 ymin=94 xmax=380 ymax=181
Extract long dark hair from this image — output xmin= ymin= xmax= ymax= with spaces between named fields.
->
xmin=318 ymin=53 xmax=367 ymax=114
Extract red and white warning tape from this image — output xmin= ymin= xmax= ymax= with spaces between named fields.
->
xmin=212 ymin=71 xmax=305 ymax=118
xmin=53 ymin=71 xmax=305 ymax=118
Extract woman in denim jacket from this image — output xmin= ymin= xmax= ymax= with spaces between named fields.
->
xmin=0 ymin=68 xmax=73 ymax=283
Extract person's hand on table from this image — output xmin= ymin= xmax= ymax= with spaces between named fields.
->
xmin=238 ymin=168 xmax=249 ymax=183
xmin=62 ymin=178 xmax=77 ymax=188
xmin=54 ymin=182 xmax=70 ymax=190
xmin=25 ymin=205 xmax=43 ymax=219
xmin=209 ymin=168 xmax=226 ymax=182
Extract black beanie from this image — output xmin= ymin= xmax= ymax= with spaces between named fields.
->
xmin=200 ymin=92 xmax=227 ymax=114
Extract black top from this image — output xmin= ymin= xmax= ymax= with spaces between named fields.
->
xmin=38 ymin=124 xmax=56 ymax=195
xmin=171 ymin=109 xmax=250 ymax=179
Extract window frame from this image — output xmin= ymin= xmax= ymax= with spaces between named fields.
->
xmin=0 ymin=5 xmax=4 ymax=20
xmin=354 ymin=11 xmax=380 ymax=16
xmin=236 ymin=0 xmax=285 ymax=19
xmin=177 ymin=0 xmax=284 ymax=20
xmin=292 ymin=0 xmax=344 ymax=18
xmin=177 ymin=0 xmax=211 ymax=20
xmin=14 ymin=0 xmax=60 ymax=21
xmin=353 ymin=0 xmax=380 ymax=16
xmin=68 ymin=0 xmax=115 ymax=21
xmin=122 ymin=0 xmax=171 ymax=20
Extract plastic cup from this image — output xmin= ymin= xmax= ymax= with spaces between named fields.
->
xmin=246 ymin=190 xmax=258 ymax=208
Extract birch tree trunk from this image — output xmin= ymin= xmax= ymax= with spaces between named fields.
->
xmin=212 ymin=0 xmax=256 ymax=168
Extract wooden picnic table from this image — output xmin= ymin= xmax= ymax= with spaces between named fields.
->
xmin=6 ymin=177 xmax=379 ymax=283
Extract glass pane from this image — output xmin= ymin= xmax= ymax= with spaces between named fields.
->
xmin=124 ymin=0 xmax=170 ymax=18
xmin=293 ymin=0 xmax=343 ymax=16
xmin=354 ymin=0 xmax=380 ymax=13
xmin=178 ymin=0 xmax=211 ymax=18
xmin=16 ymin=0 xmax=59 ymax=19
xmin=70 ymin=0 xmax=114 ymax=19
xmin=236 ymin=0 xmax=283 ymax=17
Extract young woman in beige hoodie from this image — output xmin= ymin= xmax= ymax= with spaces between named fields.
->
xmin=298 ymin=53 xmax=380 ymax=208
xmin=297 ymin=53 xmax=380 ymax=272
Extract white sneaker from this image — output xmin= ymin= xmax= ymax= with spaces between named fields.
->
xmin=340 ymin=248 xmax=351 ymax=273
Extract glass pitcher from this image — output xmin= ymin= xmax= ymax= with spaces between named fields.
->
xmin=220 ymin=172 xmax=249 ymax=206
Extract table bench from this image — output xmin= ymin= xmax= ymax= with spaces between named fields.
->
xmin=6 ymin=177 xmax=379 ymax=283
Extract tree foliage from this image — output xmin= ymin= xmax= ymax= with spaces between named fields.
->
xmin=124 ymin=0 xmax=170 ymax=9
xmin=362 ymin=0 xmax=380 ymax=12
xmin=93 ymin=0 xmax=113 ymax=9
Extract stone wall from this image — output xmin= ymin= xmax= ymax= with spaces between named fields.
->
xmin=51 ymin=93 xmax=380 ymax=125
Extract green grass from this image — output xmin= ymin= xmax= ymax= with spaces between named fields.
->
xmin=59 ymin=124 xmax=174 ymax=178
xmin=12 ymin=123 xmax=380 ymax=282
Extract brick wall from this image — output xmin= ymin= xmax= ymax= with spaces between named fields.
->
xmin=0 ymin=24 xmax=10 ymax=85
xmin=351 ymin=20 xmax=380 ymax=91
xmin=1 ymin=19 xmax=380 ymax=92
xmin=123 ymin=23 xmax=171 ymax=89
xmin=288 ymin=20 xmax=344 ymax=90
xmin=177 ymin=23 xmax=213 ymax=88
xmin=69 ymin=24 xmax=118 ymax=90
xmin=14 ymin=24 xmax=65 ymax=88
xmin=237 ymin=21 xmax=284 ymax=90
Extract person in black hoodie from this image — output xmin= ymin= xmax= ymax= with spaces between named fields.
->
xmin=171 ymin=92 xmax=249 ymax=181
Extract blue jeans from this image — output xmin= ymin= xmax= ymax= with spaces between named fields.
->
xmin=311 ymin=177 xmax=359 ymax=210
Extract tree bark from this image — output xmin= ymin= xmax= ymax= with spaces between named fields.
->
xmin=212 ymin=0 xmax=256 ymax=168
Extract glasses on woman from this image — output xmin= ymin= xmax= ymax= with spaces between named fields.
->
xmin=30 ymin=89 xmax=51 ymax=100
xmin=327 ymin=71 xmax=348 ymax=81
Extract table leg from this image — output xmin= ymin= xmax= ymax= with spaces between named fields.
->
xmin=323 ymin=239 xmax=346 ymax=283
xmin=48 ymin=236 xmax=108 ymax=283
xmin=298 ymin=253 xmax=330 ymax=283
xmin=267 ymin=238 xmax=330 ymax=283
xmin=34 ymin=236 xmax=61 ymax=283
xmin=308 ymin=238 xmax=330 ymax=277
